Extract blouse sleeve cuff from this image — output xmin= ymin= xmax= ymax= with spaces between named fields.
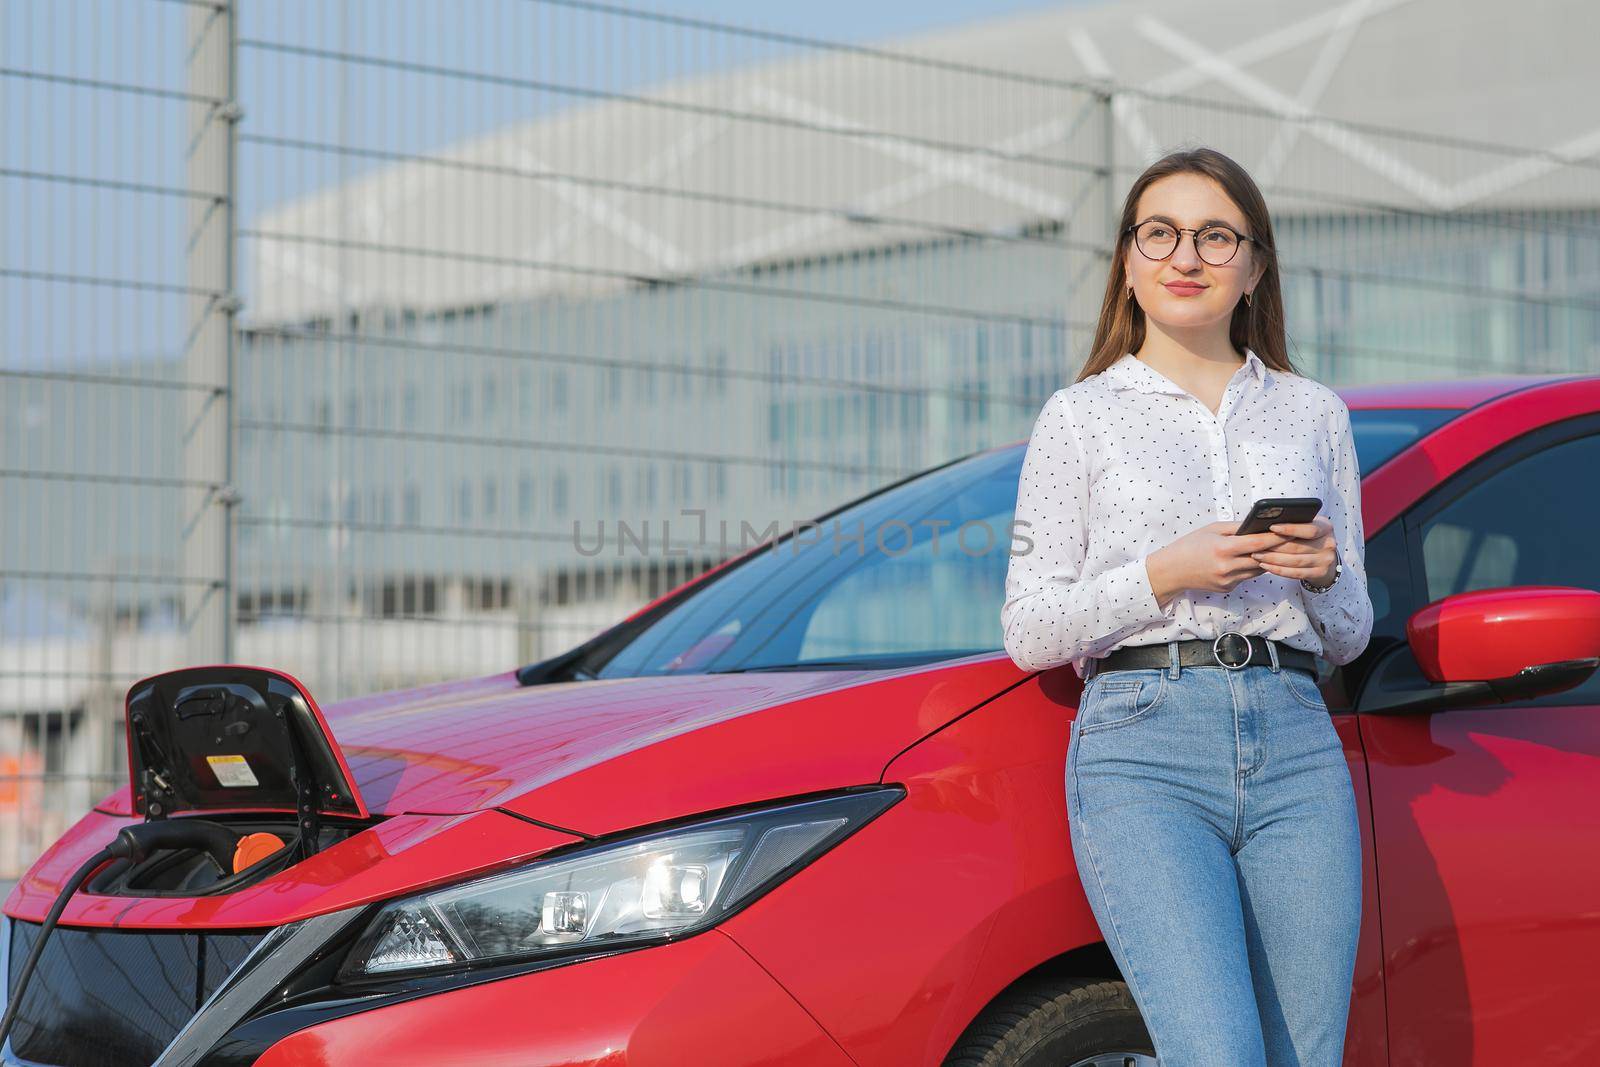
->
xmin=1300 ymin=563 xmax=1367 ymax=660
xmin=1102 ymin=555 xmax=1178 ymax=630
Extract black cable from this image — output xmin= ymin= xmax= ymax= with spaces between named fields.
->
xmin=0 ymin=846 xmax=115 ymax=1048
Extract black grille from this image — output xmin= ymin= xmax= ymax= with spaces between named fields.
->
xmin=6 ymin=920 xmax=264 ymax=1067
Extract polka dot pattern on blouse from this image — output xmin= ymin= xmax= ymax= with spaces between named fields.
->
xmin=1000 ymin=348 xmax=1373 ymax=678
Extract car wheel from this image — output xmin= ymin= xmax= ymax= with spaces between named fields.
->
xmin=943 ymin=977 xmax=1156 ymax=1066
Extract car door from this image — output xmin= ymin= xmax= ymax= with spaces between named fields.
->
xmin=1355 ymin=417 xmax=1600 ymax=1064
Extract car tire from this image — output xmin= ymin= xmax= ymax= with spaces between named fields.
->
xmin=943 ymin=977 xmax=1156 ymax=1066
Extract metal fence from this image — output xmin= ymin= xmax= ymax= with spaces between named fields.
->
xmin=3 ymin=0 xmax=1598 ymax=877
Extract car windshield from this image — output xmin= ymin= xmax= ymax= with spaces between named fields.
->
xmin=587 ymin=405 xmax=1464 ymax=678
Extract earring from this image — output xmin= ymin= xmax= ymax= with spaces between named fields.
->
xmin=1127 ymin=287 xmax=1134 ymax=299
xmin=1245 ymin=292 xmax=1253 ymax=307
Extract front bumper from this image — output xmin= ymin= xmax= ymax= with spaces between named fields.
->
xmin=2 ymin=912 xmax=853 ymax=1067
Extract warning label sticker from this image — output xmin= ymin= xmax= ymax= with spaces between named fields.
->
xmin=206 ymin=754 xmax=260 ymax=788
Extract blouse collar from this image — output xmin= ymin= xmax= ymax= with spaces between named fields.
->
xmin=1102 ymin=348 xmax=1268 ymax=395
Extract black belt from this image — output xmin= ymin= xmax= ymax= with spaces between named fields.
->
xmin=1088 ymin=632 xmax=1318 ymax=678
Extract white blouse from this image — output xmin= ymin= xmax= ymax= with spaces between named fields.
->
xmin=1000 ymin=348 xmax=1373 ymax=678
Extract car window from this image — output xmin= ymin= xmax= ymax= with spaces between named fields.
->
xmin=1416 ymin=432 xmax=1599 ymax=701
xmin=594 ymin=447 xmax=1024 ymax=677
xmin=797 ymin=489 xmax=1014 ymax=663
xmin=1418 ymin=434 xmax=1595 ymax=601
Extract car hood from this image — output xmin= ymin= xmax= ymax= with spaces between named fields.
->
xmin=99 ymin=657 xmax=1024 ymax=838
xmin=10 ymin=658 xmax=1023 ymax=928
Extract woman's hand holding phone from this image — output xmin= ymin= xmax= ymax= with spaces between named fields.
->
xmin=1145 ymin=521 xmax=1292 ymax=607
xmin=1247 ymin=516 xmax=1338 ymax=586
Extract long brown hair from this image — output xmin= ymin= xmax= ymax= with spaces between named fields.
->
xmin=1076 ymin=147 xmax=1302 ymax=383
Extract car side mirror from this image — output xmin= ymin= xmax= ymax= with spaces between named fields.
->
xmin=1364 ymin=587 xmax=1600 ymax=715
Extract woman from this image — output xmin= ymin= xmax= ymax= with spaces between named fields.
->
xmin=1000 ymin=147 xmax=1373 ymax=1066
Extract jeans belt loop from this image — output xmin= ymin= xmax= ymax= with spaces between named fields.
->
xmin=1266 ymin=638 xmax=1280 ymax=673
xmin=1167 ymin=640 xmax=1181 ymax=680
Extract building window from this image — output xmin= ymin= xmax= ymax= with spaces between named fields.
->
xmin=377 ymin=577 xmax=438 ymax=617
xmin=463 ymin=577 xmax=512 ymax=611
xmin=519 ymin=474 xmax=536 ymax=519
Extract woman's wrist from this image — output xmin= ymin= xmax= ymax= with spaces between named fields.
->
xmin=1302 ymin=560 xmax=1341 ymax=593
xmin=1144 ymin=548 xmax=1182 ymax=609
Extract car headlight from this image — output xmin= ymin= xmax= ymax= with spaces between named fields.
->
xmin=341 ymin=787 xmax=902 ymax=978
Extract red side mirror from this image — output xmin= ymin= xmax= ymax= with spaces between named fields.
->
xmin=1408 ymin=586 xmax=1600 ymax=685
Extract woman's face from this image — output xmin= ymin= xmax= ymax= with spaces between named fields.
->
xmin=1124 ymin=172 xmax=1265 ymax=336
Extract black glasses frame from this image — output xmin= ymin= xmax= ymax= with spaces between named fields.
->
xmin=1123 ymin=220 xmax=1258 ymax=266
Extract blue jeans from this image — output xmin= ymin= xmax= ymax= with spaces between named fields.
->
xmin=1065 ymin=641 xmax=1362 ymax=1067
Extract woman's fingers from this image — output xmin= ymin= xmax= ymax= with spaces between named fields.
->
xmin=1255 ymin=558 xmax=1322 ymax=578
xmin=1249 ymin=544 xmax=1311 ymax=563
xmin=1252 ymin=537 xmax=1329 ymax=578
xmin=1270 ymin=517 xmax=1333 ymax=541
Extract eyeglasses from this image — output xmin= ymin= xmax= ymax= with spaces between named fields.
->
xmin=1124 ymin=219 xmax=1257 ymax=266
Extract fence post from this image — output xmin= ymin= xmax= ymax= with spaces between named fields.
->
xmin=185 ymin=0 xmax=239 ymax=664
xmin=1098 ymin=81 xmax=1116 ymax=249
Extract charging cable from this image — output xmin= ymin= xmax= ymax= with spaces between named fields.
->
xmin=0 ymin=846 xmax=115 ymax=1047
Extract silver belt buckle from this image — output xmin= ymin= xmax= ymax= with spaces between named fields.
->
xmin=1212 ymin=631 xmax=1252 ymax=670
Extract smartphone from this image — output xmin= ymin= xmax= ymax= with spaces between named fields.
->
xmin=1233 ymin=496 xmax=1321 ymax=536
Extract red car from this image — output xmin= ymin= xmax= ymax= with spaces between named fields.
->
xmin=5 ymin=370 xmax=1600 ymax=1067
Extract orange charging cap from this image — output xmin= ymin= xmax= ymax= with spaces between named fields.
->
xmin=232 ymin=832 xmax=286 ymax=873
